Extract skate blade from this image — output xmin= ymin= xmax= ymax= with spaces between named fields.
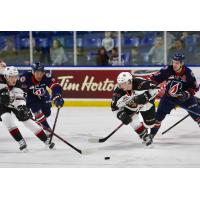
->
xmin=146 ymin=144 xmax=154 ymax=149
xmin=21 ymin=148 xmax=28 ymax=153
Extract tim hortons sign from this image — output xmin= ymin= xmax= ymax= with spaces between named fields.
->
xmin=52 ymin=70 xmax=129 ymax=99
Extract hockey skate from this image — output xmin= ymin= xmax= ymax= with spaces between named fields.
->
xmin=143 ymin=134 xmax=154 ymax=146
xmin=19 ymin=139 xmax=28 ymax=152
xmin=139 ymin=131 xmax=149 ymax=143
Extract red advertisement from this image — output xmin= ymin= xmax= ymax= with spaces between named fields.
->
xmin=52 ymin=70 xmax=130 ymax=99
xmin=52 ymin=69 xmax=164 ymax=99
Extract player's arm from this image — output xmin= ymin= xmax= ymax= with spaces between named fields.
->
xmin=132 ymin=78 xmax=158 ymax=104
xmin=0 ymin=86 xmax=10 ymax=106
xmin=46 ymin=74 xmax=64 ymax=108
xmin=111 ymin=86 xmax=127 ymax=111
xmin=176 ymin=70 xmax=199 ymax=101
xmin=185 ymin=70 xmax=199 ymax=97
xmin=111 ymin=88 xmax=133 ymax=125
xmin=9 ymin=87 xmax=32 ymax=121
xmin=150 ymin=65 xmax=171 ymax=85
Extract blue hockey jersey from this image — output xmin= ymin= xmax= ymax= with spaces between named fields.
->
xmin=150 ymin=65 xmax=199 ymax=96
xmin=20 ymin=71 xmax=62 ymax=104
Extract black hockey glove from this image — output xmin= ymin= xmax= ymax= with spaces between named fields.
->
xmin=53 ymin=95 xmax=64 ymax=108
xmin=0 ymin=87 xmax=10 ymax=106
xmin=133 ymin=91 xmax=151 ymax=105
xmin=15 ymin=105 xmax=32 ymax=121
xmin=117 ymin=110 xmax=132 ymax=125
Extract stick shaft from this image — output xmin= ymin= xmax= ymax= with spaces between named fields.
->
xmin=162 ymin=114 xmax=189 ymax=135
xmin=49 ymin=108 xmax=60 ymax=143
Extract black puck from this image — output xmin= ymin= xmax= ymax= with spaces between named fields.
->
xmin=104 ymin=157 xmax=110 ymax=160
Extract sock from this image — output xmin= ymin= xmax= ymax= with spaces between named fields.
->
xmin=35 ymin=112 xmax=51 ymax=129
xmin=35 ymin=130 xmax=48 ymax=142
xmin=134 ymin=123 xmax=147 ymax=138
xmin=9 ymin=127 xmax=24 ymax=142
xmin=150 ymin=121 xmax=161 ymax=137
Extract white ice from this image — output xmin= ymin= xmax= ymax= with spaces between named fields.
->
xmin=0 ymin=107 xmax=200 ymax=167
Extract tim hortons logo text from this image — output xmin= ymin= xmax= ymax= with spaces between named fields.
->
xmin=58 ymin=75 xmax=116 ymax=92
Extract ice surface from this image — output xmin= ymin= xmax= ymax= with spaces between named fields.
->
xmin=0 ymin=107 xmax=200 ymax=167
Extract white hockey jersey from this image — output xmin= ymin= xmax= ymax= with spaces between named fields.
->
xmin=0 ymin=83 xmax=26 ymax=109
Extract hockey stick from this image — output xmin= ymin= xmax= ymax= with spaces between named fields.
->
xmin=160 ymin=96 xmax=200 ymax=135
xmin=31 ymin=118 xmax=85 ymax=154
xmin=161 ymin=114 xmax=190 ymax=135
xmin=47 ymin=129 xmax=82 ymax=154
xmin=45 ymin=126 xmax=93 ymax=155
xmin=89 ymin=123 xmax=124 ymax=143
xmin=49 ymin=108 xmax=60 ymax=144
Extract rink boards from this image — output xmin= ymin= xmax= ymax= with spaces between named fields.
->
xmin=17 ymin=66 xmax=200 ymax=107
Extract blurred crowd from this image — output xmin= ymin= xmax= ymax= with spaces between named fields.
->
xmin=0 ymin=31 xmax=200 ymax=66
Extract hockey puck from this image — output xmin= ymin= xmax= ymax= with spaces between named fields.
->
xmin=104 ymin=157 xmax=110 ymax=160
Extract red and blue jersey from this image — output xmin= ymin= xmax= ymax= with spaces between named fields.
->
xmin=150 ymin=65 xmax=199 ymax=96
xmin=20 ymin=71 xmax=62 ymax=104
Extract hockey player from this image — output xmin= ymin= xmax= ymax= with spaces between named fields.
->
xmin=111 ymin=72 xmax=158 ymax=144
xmin=147 ymin=53 xmax=200 ymax=145
xmin=20 ymin=62 xmax=64 ymax=132
xmin=0 ymin=66 xmax=55 ymax=151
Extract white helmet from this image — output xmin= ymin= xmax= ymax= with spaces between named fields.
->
xmin=4 ymin=66 xmax=19 ymax=79
xmin=117 ymin=72 xmax=132 ymax=84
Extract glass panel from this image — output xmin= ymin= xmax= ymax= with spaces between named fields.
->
xmin=167 ymin=31 xmax=200 ymax=65
xmin=77 ymin=31 xmax=118 ymax=66
xmin=0 ymin=31 xmax=30 ymax=65
xmin=121 ymin=31 xmax=164 ymax=65
xmin=32 ymin=31 xmax=74 ymax=66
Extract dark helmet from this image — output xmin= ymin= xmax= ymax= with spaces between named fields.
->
xmin=31 ymin=62 xmax=45 ymax=72
xmin=172 ymin=53 xmax=185 ymax=62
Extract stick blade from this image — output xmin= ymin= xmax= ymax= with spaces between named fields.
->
xmin=98 ymin=138 xmax=107 ymax=143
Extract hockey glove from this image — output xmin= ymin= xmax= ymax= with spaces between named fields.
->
xmin=117 ymin=110 xmax=132 ymax=125
xmin=0 ymin=87 xmax=10 ymax=106
xmin=15 ymin=105 xmax=32 ymax=121
xmin=53 ymin=95 xmax=64 ymax=108
xmin=133 ymin=91 xmax=151 ymax=105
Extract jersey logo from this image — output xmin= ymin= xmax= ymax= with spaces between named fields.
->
xmin=168 ymin=81 xmax=182 ymax=96
xmin=33 ymin=87 xmax=46 ymax=96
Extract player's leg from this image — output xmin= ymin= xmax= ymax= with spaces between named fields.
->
xmin=140 ymin=105 xmax=156 ymax=128
xmin=150 ymin=96 xmax=176 ymax=138
xmin=0 ymin=106 xmax=27 ymax=151
xmin=22 ymin=119 xmax=55 ymax=149
xmin=139 ymin=105 xmax=156 ymax=144
xmin=28 ymin=99 xmax=52 ymax=130
xmin=129 ymin=113 xmax=148 ymax=141
xmin=40 ymin=101 xmax=53 ymax=137
xmin=180 ymin=96 xmax=200 ymax=126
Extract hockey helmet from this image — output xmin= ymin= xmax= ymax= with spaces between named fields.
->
xmin=32 ymin=62 xmax=45 ymax=72
xmin=117 ymin=72 xmax=133 ymax=84
xmin=172 ymin=53 xmax=185 ymax=62
xmin=4 ymin=66 xmax=19 ymax=79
